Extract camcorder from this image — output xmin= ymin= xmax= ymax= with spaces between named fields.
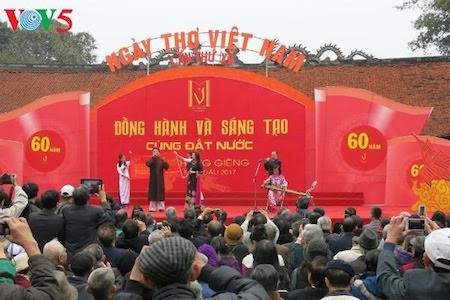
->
xmin=0 ymin=221 xmax=10 ymax=235
xmin=0 ymin=173 xmax=12 ymax=185
xmin=80 ymin=178 xmax=103 ymax=194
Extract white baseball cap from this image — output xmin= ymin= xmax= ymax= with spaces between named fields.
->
xmin=61 ymin=184 xmax=74 ymax=197
xmin=425 ymin=228 xmax=450 ymax=271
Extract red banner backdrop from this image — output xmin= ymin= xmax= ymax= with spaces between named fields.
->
xmin=314 ymin=87 xmax=432 ymax=204
xmin=0 ymin=91 xmax=90 ymax=191
xmin=385 ymin=136 xmax=450 ymax=212
xmin=93 ymin=67 xmax=315 ymax=196
xmin=0 ymin=139 xmax=24 ymax=184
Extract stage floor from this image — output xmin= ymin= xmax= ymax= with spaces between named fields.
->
xmin=124 ymin=204 xmax=412 ymax=224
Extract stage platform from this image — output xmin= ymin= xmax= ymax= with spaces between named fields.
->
xmin=105 ymin=192 xmax=411 ymax=224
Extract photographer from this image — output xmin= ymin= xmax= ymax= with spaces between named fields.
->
xmin=0 ymin=217 xmax=61 ymax=299
xmin=377 ymin=215 xmax=450 ymax=300
xmin=0 ymin=174 xmax=28 ymax=219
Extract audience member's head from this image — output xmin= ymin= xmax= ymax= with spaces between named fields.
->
xmin=365 ymin=249 xmax=380 ymax=272
xmin=40 ymin=189 xmax=59 ymax=210
xmin=131 ymin=205 xmax=144 ymax=219
xmin=114 ymin=209 xmax=128 ymax=229
xmin=357 ymin=228 xmax=379 ymax=254
xmin=249 ymin=264 xmax=279 ymax=294
xmin=83 ymin=244 xmax=104 ymax=264
xmin=342 ymin=217 xmax=355 ymax=233
xmin=304 ymin=239 xmax=329 ymax=262
xmin=98 ymin=224 xmax=116 ymax=247
xmin=178 ymin=219 xmax=194 ymax=239
xmin=43 ymin=239 xmax=67 ymax=267
xmin=297 ymin=196 xmax=310 ymax=209
xmin=122 ymin=220 xmax=139 ymax=239
xmin=445 ymin=214 xmax=450 ymax=228
xmin=116 ymin=250 xmax=139 ymax=277
xmin=207 ymin=220 xmax=224 ymax=238
xmin=423 ymin=228 xmax=450 ymax=272
xmin=308 ymin=255 xmax=328 ymax=289
xmin=211 ymin=236 xmax=230 ymax=255
xmin=165 ymin=207 xmax=177 ymax=219
xmin=318 ymin=216 xmax=332 ymax=233
xmin=344 ymin=207 xmax=357 ymax=218
xmin=87 ymin=268 xmax=116 ymax=300
xmin=332 ymin=222 xmax=342 ymax=234
xmin=73 ymin=185 xmax=90 ymax=206
xmin=250 ymin=212 xmax=268 ymax=227
xmin=431 ymin=211 xmax=446 ymax=228
xmin=265 ymin=223 xmax=278 ymax=243
xmin=313 ymin=207 xmax=325 ymax=217
xmin=184 ymin=208 xmax=196 ymax=220
xmin=215 ymin=209 xmax=228 ymax=224
xmin=253 ymin=240 xmax=279 ymax=268
xmin=308 ymin=212 xmax=321 ymax=224
xmin=53 ymin=270 xmax=78 ymax=300
xmin=60 ymin=184 xmax=74 ymax=200
xmin=325 ymin=259 xmax=355 ymax=291
xmin=301 ymin=224 xmax=324 ymax=244
xmin=250 ymin=224 xmax=268 ymax=243
xmin=148 ymin=230 xmax=165 ymax=245
xmin=138 ymin=236 xmax=197 ymax=288
xmin=224 ymin=223 xmax=244 ymax=245
xmin=410 ymin=236 xmax=425 ymax=258
xmin=22 ymin=182 xmax=39 ymax=200
xmin=371 ymin=206 xmax=382 ymax=220
xmin=70 ymin=252 xmax=96 ymax=278
xmin=232 ymin=215 xmax=246 ymax=226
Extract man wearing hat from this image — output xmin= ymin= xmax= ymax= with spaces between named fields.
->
xmin=334 ymin=228 xmax=379 ymax=274
xmin=123 ymin=236 xmax=267 ymax=299
xmin=56 ymin=184 xmax=74 ymax=214
xmin=225 ymin=223 xmax=249 ymax=267
xmin=377 ymin=216 xmax=450 ymax=300
xmin=322 ymin=259 xmax=358 ymax=299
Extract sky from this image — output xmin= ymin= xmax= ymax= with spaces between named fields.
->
xmin=0 ymin=0 xmax=436 ymax=63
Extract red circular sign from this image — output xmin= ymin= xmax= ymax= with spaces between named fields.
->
xmin=341 ymin=125 xmax=387 ymax=171
xmin=25 ymin=130 xmax=66 ymax=172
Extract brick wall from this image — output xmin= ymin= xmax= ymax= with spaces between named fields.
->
xmin=0 ymin=57 xmax=449 ymax=136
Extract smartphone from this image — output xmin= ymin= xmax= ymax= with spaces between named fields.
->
xmin=418 ymin=205 xmax=426 ymax=217
xmin=406 ymin=218 xmax=425 ymax=231
xmin=80 ymin=178 xmax=103 ymax=194
xmin=0 ymin=222 xmax=10 ymax=235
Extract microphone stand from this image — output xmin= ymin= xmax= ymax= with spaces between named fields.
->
xmin=252 ymin=160 xmax=263 ymax=209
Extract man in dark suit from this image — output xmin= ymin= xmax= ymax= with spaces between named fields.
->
xmin=328 ymin=217 xmax=355 ymax=256
xmin=97 ymin=223 xmax=137 ymax=268
xmin=28 ymin=189 xmax=65 ymax=251
xmin=63 ymin=185 xmax=113 ymax=257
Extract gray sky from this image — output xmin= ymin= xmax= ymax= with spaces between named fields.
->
xmin=1 ymin=0 xmax=436 ymax=63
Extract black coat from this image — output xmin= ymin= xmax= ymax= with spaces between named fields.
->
xmin=28 ymin=209 xmax=65 ymax=251
xmin=146 ymin=156 xmax=169 ymax=201
xmin=62 ymin=203 xmax=113 ymax=256
xmin=328 ymin=232 xmax=354 ymax=256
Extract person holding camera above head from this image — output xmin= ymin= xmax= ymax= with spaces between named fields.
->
xmin=0 ymin=217 xmax=61 ymax=299
xmin=146 ymin=147 xmax=169 ymax=212
xmin=0 ymin=174 xmax=28 ymax=220
xmin=62 ymin=184 xmax=113 ymax=258
xmin=377 ymin=214 xmax=450 ymax=300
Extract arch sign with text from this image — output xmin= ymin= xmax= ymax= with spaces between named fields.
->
xmin=0 ymin=29 xmax=449 ymax=212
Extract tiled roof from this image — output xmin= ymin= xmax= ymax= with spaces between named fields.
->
xmin=0 ymin=57 xmax=449 ymax=136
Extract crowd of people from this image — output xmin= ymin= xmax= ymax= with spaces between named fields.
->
xmin=1 ymin=175 xmax=450 ymax=300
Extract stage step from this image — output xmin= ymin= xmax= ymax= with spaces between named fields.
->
xmin=99 ymin=192 xmax=364 ymax=207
